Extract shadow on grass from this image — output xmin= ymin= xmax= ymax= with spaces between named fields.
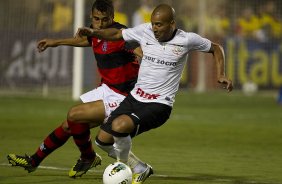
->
xmin=1 ymin=166 xmax=279 ymax=184
xmin=150 ymin=173 xmax=278 ymax=184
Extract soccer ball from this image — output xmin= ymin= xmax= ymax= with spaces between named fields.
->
xmin=242 ymin=80 xmax=258 ymax=96
xmin=103 ymin=162 xmax=132 ymax=184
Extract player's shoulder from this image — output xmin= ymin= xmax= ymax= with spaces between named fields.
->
xmin=179 ymin=30 xmax=207 ymax=43
xmin=172 ymin=29 xmax=208 ymax=46
xmin=171 ymin=29 xmax=191 ymax=42
xmin=185 ymin=31 xmax=203 ymax=38
xmin=176 ymin=29 xmax=198 ymax=38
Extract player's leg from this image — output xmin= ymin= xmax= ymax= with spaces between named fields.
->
xmin=110 ymin=115 xmax=154 ymax=184
xmin=7 ymin=120 xmax=71 ymax=172
xmin=95 ymin=129 xmax=149 ymax=172
xmin=111 ymin=115 xmax=135 ymax=162
xmin=68 ymin=84 xmax=127 ymax=178
xmin=110 ymin=99 xmax=172 ymax=163
xmin=97 ymin=95 xmax=135 ymax=163
xmin=7 ymin=86 xmax=106 ymax=174
xmin=101 ymin=95 xmax=138 ymax=164
xmin=67 ymin=101 xmax=104 ymax=158
xmin=67 ymin=100 xmax=105 ymax=178
xmin=96 ymin=127 xmax=153 ymax=184
xmin=101 ymin=95 xmax=171 ymax=184
xmin=129 ymin=102 xmax=171 ymax=184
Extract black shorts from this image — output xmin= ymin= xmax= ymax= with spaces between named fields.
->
xmin=100 ymin=94 xmax=172 ymax=137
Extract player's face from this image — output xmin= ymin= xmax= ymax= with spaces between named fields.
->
xmin=91 ymin=8 xmax=113 ymax=29
xmin=151 ymin=14 xmax=175 ymax=42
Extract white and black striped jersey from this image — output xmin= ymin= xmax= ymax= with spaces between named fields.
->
xmin=122 ymin=23 xmax=211 ymax=106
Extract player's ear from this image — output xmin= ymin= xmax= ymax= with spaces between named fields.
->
xmin=170 ymin=20 xmax=176 ymax=30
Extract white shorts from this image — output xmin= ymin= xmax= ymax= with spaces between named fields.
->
xmin=80 ymin=83 xmax=125 ymax=119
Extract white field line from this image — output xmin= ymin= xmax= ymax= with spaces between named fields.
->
xmin=0 ymin=163 xmax=275 ymax=184
xmin=1 ymin=163 xmax=99 ymax=173
xmin=0 ymin=163 xmax=168 ymax=177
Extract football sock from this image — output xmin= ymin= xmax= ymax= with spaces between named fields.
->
xmin=95 ymin=138 xmax=116 ymax=159
xmin=31 ymin=124 xmax=71 ymax=166
xmin=113 ymin=135 xmax=132 ymax=163
xmin=95 ymin=137 xmax=147 ymax=173
xmin=68 ymin=121 xmax=95 ymax=160
xmin=128 ymin=152 xmax=147 ymax=173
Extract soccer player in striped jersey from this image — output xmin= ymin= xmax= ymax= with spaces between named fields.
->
xmin=76 ymin=3 xmax=233 ymax=184
xmin=7 ymin=0 xmax=150 ymax=179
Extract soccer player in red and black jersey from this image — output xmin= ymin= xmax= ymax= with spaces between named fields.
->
xmin=7 ymin=0 xmax=149 ymax=179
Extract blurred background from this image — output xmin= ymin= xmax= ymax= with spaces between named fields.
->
xmin=0 ymin=0 xmax=281 ymax=101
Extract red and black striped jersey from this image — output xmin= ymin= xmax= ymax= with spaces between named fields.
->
xmin=87 ymin=22 xmax=140 ymax=96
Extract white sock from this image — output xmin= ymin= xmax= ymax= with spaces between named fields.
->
xmin=95 ymin=140 xmax=116 ymax=159
xmin=128 ymin=152 xmax=147 ymax=173
xmin=113 ymin=135 xmax=132 ymax=163
xmin=95 ymin=138 xmax=147 ymax=173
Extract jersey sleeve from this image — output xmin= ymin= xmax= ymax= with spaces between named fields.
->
xmin=186 ymin=32 xmax=211 ymax=52
xmin=122 ymin=23 xmax=148 ymax=43
xmin=124 ymin=41 xmax=140 ymax=50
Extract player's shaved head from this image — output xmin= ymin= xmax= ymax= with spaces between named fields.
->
xmin=151 ymin=4 xmax=176 ymax=42
xmin=152 ymin=4 xmax=175 ymax=22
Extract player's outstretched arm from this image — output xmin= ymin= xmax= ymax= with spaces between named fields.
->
xmin=37 ymin=37 xmax=90 ymax=53
xmin=76 ymin=27 xmax=123 ymax=41
xmin=209 ymin=42 xmax=233 ymax=92
xmin=133 ymin=47 xmax=143 ymax=58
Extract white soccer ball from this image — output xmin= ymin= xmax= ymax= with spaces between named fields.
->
xmin=242 ymin=81 xmax=258 ymax=96
xmin=103 ymin=162 xmax=132 ymax=184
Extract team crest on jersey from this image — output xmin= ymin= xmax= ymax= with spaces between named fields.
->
xmin=102 ymin=41 xmax=108 ymax=52
xmin=172 ymin=45 xmax=184 ymax=56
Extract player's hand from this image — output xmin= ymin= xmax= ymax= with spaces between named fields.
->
xmin=75 ymin=27 xmax=94 ymax=38
xmin=218 ymin=76 xmax=233 ymax=92
xmin=37 ymin=39 xmax=56 ymax=52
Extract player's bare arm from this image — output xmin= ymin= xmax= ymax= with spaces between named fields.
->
xmin=133 ymin=47 xmax=143 ymax=58
xmin=209 ymin=42 xmax=233 ymax=92
xmin=76 ymin=27 xmax=123 ymax=41
xmin=37 ymin=37 xmax=90 ymax=53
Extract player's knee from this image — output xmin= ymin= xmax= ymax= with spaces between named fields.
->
xmin=67 ymin=106 xmax=80 ymax=122
xmin=97 ymin=130 xmax=114 ymax=143
xmin=112 ymin=115 xmax=134 ymax=134
xmin=61 ymin=121 xmax=69 ymax=130
xmin=61 ymin=121 xmax=71 ymax=133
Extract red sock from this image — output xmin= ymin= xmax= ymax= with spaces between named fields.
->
xmin=31 ymin=125 xmax=71 ymax=166
xmin=68 ymin=121 xmax=95 ymax=160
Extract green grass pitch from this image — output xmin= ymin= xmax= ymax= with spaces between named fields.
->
xmin=0 ymin=90 xmax=282 ymax=184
